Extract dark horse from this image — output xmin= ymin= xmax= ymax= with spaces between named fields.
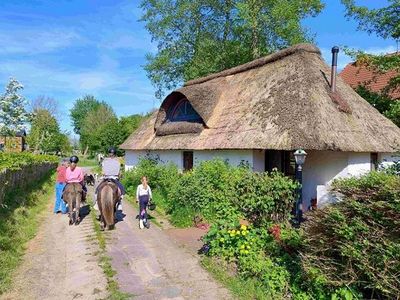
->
xmin=63 ymin=183 xmax=82 ymax=225
xmin=97 ymin=180 xmax=119 ymax=230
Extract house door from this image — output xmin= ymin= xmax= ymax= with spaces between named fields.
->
xmin=183 ymin=151 xmax=193 ymax=171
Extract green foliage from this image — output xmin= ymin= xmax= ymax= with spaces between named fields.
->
xmin=27 ymin=109 xmax=71 ymax=154
xmin=122 ymin=158 xmax=298 ymax=227
xmin=0 ymin=171 xmax=54 ymax=294
xmin=301 ymin=171 xmax=400 ymax=299
xmin=341 ymin=0 xmax=399 ymax=40
xmin=0 ymin=152 xmax=58 ymax=171
xmin=69 ymin=95 xmax=105 ymax=135
xmin=140 ymin=0 xmax=324 ymax=98
xmin=71 ymin=94 xmax=146 ymax=154
xmin=232 ymin=171 xmax=299 ymax=225
xmin=342 ymin=0 xmax=400 ymax=98
xmin=355 ymin=86 xmax=400 ymax=127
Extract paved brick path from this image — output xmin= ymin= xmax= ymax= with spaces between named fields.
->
xmin=106 ymin=201 xmax=232 ymax=300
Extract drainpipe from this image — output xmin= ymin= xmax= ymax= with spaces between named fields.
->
xmin=331 ymin=46 xmax=339 ymax=93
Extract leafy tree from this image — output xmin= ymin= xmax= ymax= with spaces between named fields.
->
xmin=0 ymin=78 xmax=29 ymax=136
xmin=27 ymin=109 xmax=71 ymax=153
xmin=70 ymin=95 xmax=104 ymax=134
xmin=355 ymin=86 xmax=400 ymax=127
xmin=30 ymin=96 xmax=61 ymax=121
xmin=140 ymin=0 xmax=324 ymax=98
xmin=119 ymin=114 xmax=145 ymax=139
xmin=80 ymin=104 xmax=117 ymax=153
xmin=342 ymin=0 xmax=400 ymax=96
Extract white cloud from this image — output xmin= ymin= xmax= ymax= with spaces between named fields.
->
xmin=0 ymin=28 xmax=82 ymax=55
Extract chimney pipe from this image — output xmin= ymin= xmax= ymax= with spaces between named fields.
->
xmin=331 ymin=46 xmax=339 ymax=93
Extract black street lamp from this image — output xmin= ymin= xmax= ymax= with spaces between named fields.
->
xmin=294 ymin=149 xmax=307 ymax=222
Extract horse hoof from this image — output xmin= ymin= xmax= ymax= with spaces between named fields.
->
xmin=69 ymin=220 xmax=73 ymax=226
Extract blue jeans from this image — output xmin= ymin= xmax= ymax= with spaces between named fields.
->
xmin=54 ymin=183 xmax=68 ymax=214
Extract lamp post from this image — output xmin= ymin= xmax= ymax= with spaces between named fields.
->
xmin=294 ymin=149 xmax=307 ymax=222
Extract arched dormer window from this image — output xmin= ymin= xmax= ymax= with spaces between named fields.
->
xmin=167 ymin=98 xmax=202 ymax=122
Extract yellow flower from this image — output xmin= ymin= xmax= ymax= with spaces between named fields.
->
xmin=240 ymin=245 xmax=245 ymax=249
xmin=246 ymin=245 xmax=251 ymax=250
xmin=230 ymin=233 xmax=235 ymax=237
xmin=242 ymin=231 xmax=247 ymax=236
xmin=219 ymin=238 xmax=225 ymax=243
xmin=240 ymin=225 xmax=247 ymax=231
xmin=236 ymin=230 xmax=240 ymax=235
xmin=244 ymin=250 xmax=249 ymax=254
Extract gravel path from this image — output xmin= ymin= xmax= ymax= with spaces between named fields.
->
xmin=1 ymin=171 xmax=232 ymax=300
xmin=107 ymin=200 xmax=232 ymax=300
xmin=0 ymin=203 xmax=108 ymax=300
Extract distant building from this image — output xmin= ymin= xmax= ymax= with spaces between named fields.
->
xmin=340 ymin=53 xmax=400 ymax=99
xmin=0 ymin=130 xmax=27 ymax=152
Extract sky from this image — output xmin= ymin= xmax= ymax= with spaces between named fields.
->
xmin=0 ymin=0 xmax=398 ymax=134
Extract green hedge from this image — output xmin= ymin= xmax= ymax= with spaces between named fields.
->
xmin=301 ymin=171 xmax=400 ymax=299
xmin=0 ymin=152 xmax=58 ymax=171
xmin=122 ymin=158 xmax=298 ymax=227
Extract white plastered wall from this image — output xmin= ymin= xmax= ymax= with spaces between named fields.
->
xmin=302 ymin=151 xmax=372 ymax=209
xmin=124 ymin=150 xmax=183 ymax=170
xmin=194 ymin=150 xmax=254 ymax=168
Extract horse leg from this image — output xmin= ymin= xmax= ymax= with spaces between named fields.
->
xmin=75 ymin=198 xmax=81 ymax=225
xmin=100 ymin=214 xmax=105 ymax=231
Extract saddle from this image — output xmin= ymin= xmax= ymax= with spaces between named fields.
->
xmin=98 ymin=178 xmax=121 ymax=198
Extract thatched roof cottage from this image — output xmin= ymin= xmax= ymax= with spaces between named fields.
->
xmin=121 ymin=43 xmax=400 ymax=209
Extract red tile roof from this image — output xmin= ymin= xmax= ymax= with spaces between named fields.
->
xmin=340 ymin=56 xmax=400 ymax=99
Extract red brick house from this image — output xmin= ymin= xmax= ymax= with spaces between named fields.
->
xmin=340 ymin=53 xmax=400 ymax=99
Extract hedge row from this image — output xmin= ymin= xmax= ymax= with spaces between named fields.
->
xmin=0 ymin=152 xmax=58 ymax=171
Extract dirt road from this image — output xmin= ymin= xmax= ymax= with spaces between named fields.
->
xmin=1 ymin=181 xmax=231 ymax=300
xmin=1 ymin=203 xmax=108 ymax=300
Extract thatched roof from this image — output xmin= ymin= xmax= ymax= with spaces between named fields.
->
xmin=121 ymin=43 xmax=400 ymax=153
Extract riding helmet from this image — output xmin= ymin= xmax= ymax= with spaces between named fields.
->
xmin=108 ymin=147 xmax=117 ymax=155
xmin=70 ymin=155 xmax=79 ymax=163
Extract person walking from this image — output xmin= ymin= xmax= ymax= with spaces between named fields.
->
xmin=136 ymin=176 xmax=152 ymax=229
xmin=54 ymin=158 xmax=68 ymax=214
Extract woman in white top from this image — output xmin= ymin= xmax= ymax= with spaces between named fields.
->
xmin=136 ymin=176 xmax=152 ymax=229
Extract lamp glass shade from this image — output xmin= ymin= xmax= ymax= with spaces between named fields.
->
xmin=294 ymin=149 xmax=307 ymax=166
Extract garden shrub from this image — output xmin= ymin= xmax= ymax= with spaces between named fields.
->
xmin=301 ymin=171 xmax=400 ymax=299
xmin=0 ymin=152 xmax=58 ymax=171
xmin=121 ymin=157 xmax=180 ymax=204
xmin=123 ymin=158 xmax=299 ymax=227
xmin=232 ymin=171 xmax=299 ymax=226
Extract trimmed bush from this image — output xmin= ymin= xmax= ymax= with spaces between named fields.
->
xmin=122 ymin=158 xmax=298 ymax=226
xmin=0 ymin=152 xmax=58 ymax=171
xmin=301 ymin=171 xmax=400 ymax=299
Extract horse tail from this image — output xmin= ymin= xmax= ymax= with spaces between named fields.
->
xmin=101 ymin=184 xmax=115 ymax=229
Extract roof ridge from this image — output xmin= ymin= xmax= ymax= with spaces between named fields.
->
xmin=184 ymin=43 xmax=321 ymax=87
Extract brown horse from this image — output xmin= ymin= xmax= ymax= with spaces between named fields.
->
xmin=63 ymin=183 xmax=83 ymax=225
xmin=97 ymin=180 xmax=119 ymax=230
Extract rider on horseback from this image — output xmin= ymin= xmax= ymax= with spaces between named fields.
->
xmin=65 ymin=155 xmax=87 ymax=201
xmin=94 ymin=147 xmax=125 ymax=211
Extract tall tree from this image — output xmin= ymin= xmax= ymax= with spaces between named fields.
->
xmin=27 ymin=108 xmax=71 ymax=153
xmin=0 ymin=78 xmax=29 ymax=136
xmin=342 ymin=0 xmax=399 ymax=94
xmin=70 ymin=95 xmax=104 ymax=134
xmin=80 ymin=104 xmax=117 ymax=153
xmin=342 ymin=0 xmax=400 ymax=126
xmin=140 ymin=0 xmax=324 ymax=98
xmin=31 ymin=96 xmax=60 ymax=120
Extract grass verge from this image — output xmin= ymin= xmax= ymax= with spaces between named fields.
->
xmin=79 ymin=158 xmax=99 ymax=168
xmin=90 ymin=207 xmax=132 ymax=300
xmin=201 ymin=257 xmax=270 ymax=300
xmin=0 ymin=171 xmax=55 ymax=295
